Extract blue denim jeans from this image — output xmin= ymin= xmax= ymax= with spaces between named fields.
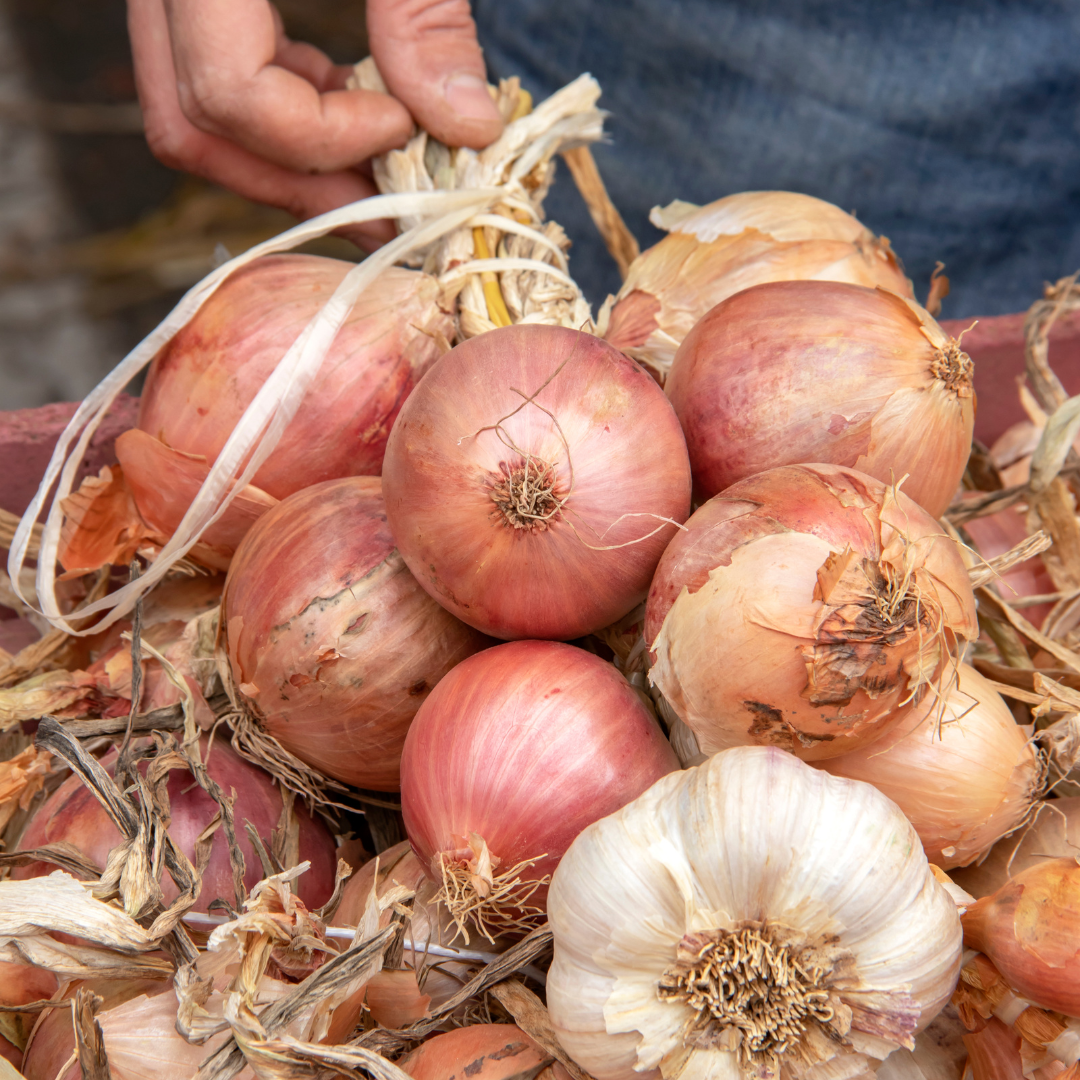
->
xmin=473 ymin=0 xmax=1080 ymax=318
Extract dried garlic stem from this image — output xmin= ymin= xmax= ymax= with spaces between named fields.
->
xmin=435 ymin=835 xmax=548 ymax=945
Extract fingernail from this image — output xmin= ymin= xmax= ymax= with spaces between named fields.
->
xmin=444 ymin=73 xmax=501 ymax=122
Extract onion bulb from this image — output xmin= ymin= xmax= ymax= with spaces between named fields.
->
xmin=546 ymin=746 xmax=962 ymax=1080
xmin=962 ymin=857 xmax=1080 ymax=1017
xmin=137 ymin=255 xmax=453 ymax=500
xmin=952 ymin=797 xmax=1080 ymax=899
xmin=603 ymin=191 xmax=914 ymax=383
xmin=0 ymin=961 xmax=56 ymax=1066
xmin=819 ymin=665 xmax=1044 ymax=869
xmin=383 ymin=323 xmax=691 ymax=640
xmin=664 ymin=280 xmax=974 ymax=517
xmin=223 ymin=477 xmax=489 ymax=790
xmin=14 ymin=736 xmax=336 ymax=910
xmin=400 ymin=640 xmax=679 ymax=941
xmin=399 ymin=1025 xmax=551 ymax=1080
xmin=646 ymin=463 xmax=978 ymax=761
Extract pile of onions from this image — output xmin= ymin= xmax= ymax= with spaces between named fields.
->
xmin=952 ymin=797 xmax=1080 ymax=899
xmin=645 ymin=463 xmax=978 ymax=760
xmin=223 ymin=476 xmax=489 ymax=789
xmin=962 ymin=857 xmax=1080 ymax=1018
xmin=383 ymin=324 xmax=691 ymax=640
xmin=603 ymin=191 xmax=914 ymax=382
xmin=819 ymin=664 xmax=1044 ymax=869
xmin=14 ymin=735 xmax=336 ymax=910
xmin=400 ymin=640 xmax=678 ymax=941
xmin=664 ymin=280 xmax=974 ymax=517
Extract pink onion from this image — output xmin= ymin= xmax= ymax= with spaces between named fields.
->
xmin=646 ymin=463 xmax=978 ymax=760
xmin=401 ymin=640 xmax=679 ymax=941
xmin=383 ymin=324 xmax=691 ymax=640
xmin=399 ymin=1025 xmax=551 ymax=1080
xmin=819 ymin=665 xmax=1043 ymax=869
xmin=223 ymin=477 xmax=489 ymax=790
xmin=665 ymin=280 xmax=974 ymax=517
xmin=962 ymin=858 xmax=1080 ymax=1017
xmin=137 ymin=255 xmax=453 ymax=500
xmin=604 ymin=191 xmax=914 ymax=384
xmin=14 ymin=735 xmax=336 ymax=910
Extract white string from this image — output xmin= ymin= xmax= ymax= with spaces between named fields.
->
xmin=9 ymin=188 xmax=500 ymax=634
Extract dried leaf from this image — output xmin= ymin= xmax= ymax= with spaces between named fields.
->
xmin=73 ymin=988 xmax=113 ymax=1080
xmin=976 ymin=588 xmax=1080 ymax=675
xmin=0 ymin=747 xmax=53 ymax=834
xmin=0 ymin=841 xmax=104 ymax=879
xmin=0 ymin=935 xmax=172 ymax=980
xmin=967 ymin=531 xmax=1052 ymax=589
xmin=489 ymin=980 xmax=594 ymax=1080
xmin=1029 ymin=395 xmax=1080 ymax=493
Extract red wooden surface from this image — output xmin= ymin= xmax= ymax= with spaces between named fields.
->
xmin=940 ymin=310 xmax=1080 ymax=446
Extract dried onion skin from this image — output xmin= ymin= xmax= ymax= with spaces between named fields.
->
xmin=665 ymin=280 xmax=974 ymax=517
xmin=645 ymin=463 xmax=978 ymax=761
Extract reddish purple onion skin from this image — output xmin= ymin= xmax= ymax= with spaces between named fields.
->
xmin=401 ymin=640 xmax=679 ymax=909
xmin=383 ymin=324 xmax=692 ymax=641
xmin=664 ymin=280 xmax=974 ymax=517
xmin=223 ymin=477 xmax=490 ymax=790
xmin=14 ymin=736 xmax=336 ymax=910
xmin=138 ymin=256 xmax=453 ymax=500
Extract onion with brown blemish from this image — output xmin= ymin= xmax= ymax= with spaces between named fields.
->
xmin=645 ymin=463 xmax=978 ymax=761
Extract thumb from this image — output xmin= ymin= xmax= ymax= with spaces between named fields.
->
xmin=367 ymin=0 xmax=504 ymax=150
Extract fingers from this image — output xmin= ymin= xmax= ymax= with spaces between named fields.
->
xmin=159 ymin=0 xmax=415 ymax=173
xmin=129 ymin=0 xmax=396 ymax=249
xmin=368 ymin=0 xmax=504 ymax=150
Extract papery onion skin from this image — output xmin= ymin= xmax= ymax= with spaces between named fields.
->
xmin=961 ymin=857 xmax=1080 ymax=1017
xmin=952 ymin=797 xmax=1080 ymax=899
xmin=546 ymin=746 xmax=962 ymax=1080
xmin=664 ymin=280 xmax=974 ymax=517
xmin=645 ymin=463 xmax=978 ymax=761
xmin=399 ymin=1025 xmax=551 ymax=1080
xmin=819 ymin=665 xmax=1043 ymax=870
xmin=138 ymin=256 xmax=453 ymax=500
xmin=401 ymin=640 xmax=679 ymax=912
xmin=223 ymin=477 xmax=490 ymax=790
xmin=383 ymin=324 xmax=692 ymax=640
xmin=14 ymin=736 xmax=336 ymax=910
xmin=604 ymin=191 xmax=914 ymax=383
xmin=961 ymin=1016 xmax=1027 ymax=1080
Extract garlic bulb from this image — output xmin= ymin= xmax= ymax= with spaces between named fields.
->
xmin=547 ymin=746 xmax=963 ymax=1080
xmin=819 ymin=665 xmax=1044 ymax=870
xmin=602 ymin=192 xmax=913 ymax=383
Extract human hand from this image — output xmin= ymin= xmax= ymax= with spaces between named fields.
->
xmin=128 ymin=0 xmax=505 ymax=249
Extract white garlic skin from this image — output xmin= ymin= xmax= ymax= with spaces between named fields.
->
xmin=546 ymin=746 xmax=962 ymax=1080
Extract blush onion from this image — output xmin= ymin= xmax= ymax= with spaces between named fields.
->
xmin=399 ymin=1025 xmax=551 ymax=1080
xmin=665 ymin=280 xmax=975 ymax=517
xmin=137 ymin=255 xmax=453 ymax=501
xmin=962 ymin=858 xmax=1080 ymax=1017
xmin=646 ymin=463 xmax=978 ymax=761
xmin=383 ymin=324 xmax=691 ymax=640
xmin=819 ymin=664 xmax=1043 ymax=869
xmin=400 ymin=640 xmax=679 ymax=941
xmin=223 ymin=476 xmax=490 ymax=790
xmin=14 ymin=736 xmax=336 ymax=910
xmin=603 ymin=191 xmax=914 ymax=383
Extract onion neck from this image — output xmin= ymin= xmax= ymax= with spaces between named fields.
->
xmin=931 ymin=340 xmax=974 ymax=398
xmin=960 ymin=896 xmax=993 ymax=955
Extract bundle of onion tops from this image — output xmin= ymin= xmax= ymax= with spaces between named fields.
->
xmin=4 ymin=65 xmax=1080 ymax=1080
